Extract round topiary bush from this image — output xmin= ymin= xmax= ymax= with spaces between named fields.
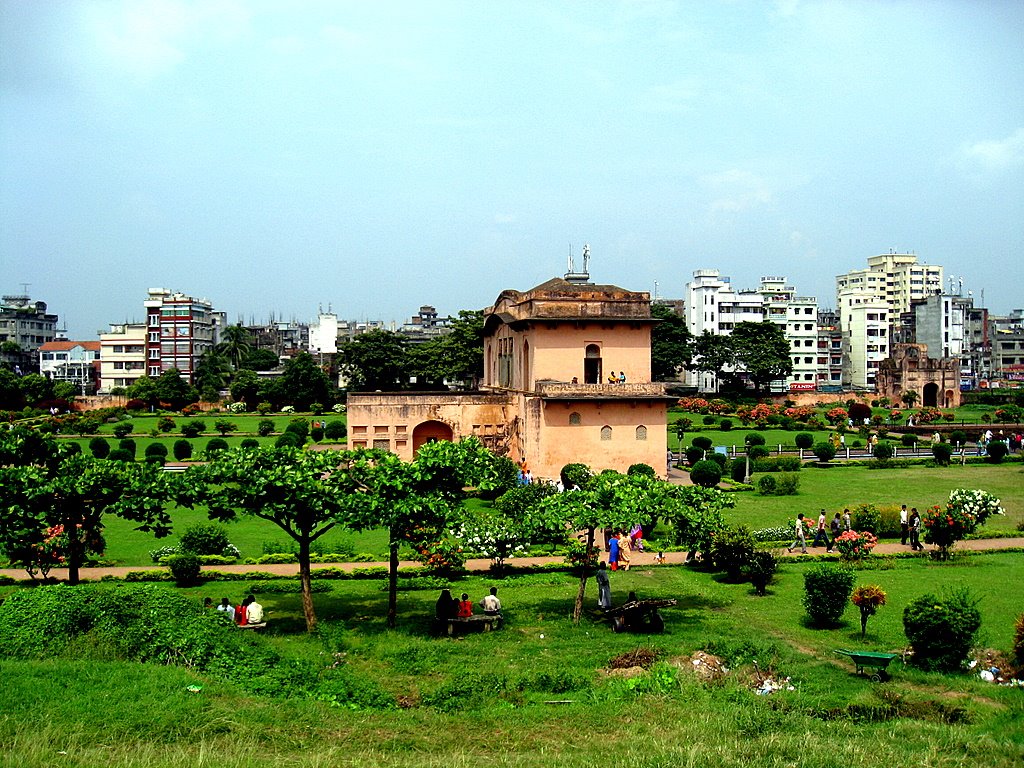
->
xmin=89 ymin=436 xmax=110 ymax=459
xmin=986 ymin=441 xmax=1008 ymax=464
xmin=310 ymin=426 xmax=324 ymax=442
xmin=145 ymin=443 xmax=168 ymax=459
xmin=118 ymin=438 xmax=137 ymax=458
xmin=692 ymin=435 xmax=713 ymax=451
xmin=108 ymin=448 xmax=133 ymax=462
xmin=275 ymin=432 xmax=302 ymax=449
xmin=757 ymin=475 xmax=777 ymax=495
xmin=206 ymin=437 xmax=229 ymax=455
xmin=872 ymin=441 xmax=895 ymax=460
xmin=900 ymin=433 xmax=918 ymax=447
xmin=685 ymin=446 xmax=705 ymax=466
xmin=745 ymin=432 xmax=766 ymax=447
xmin=324 ymin=420 xmax=347 ymax=440
xmin=903 ymin=589 xmax=982 ymax=672
xmin=690 ymin=459 xmax=722 ymax=488
xmin=747 ymin=445 xmax=770 ymax=461
xmin=627 ymin=463 xmax=656 ymax=477
xmin=173 ymin=439 xmax=193 ymax=461
xmin=708 ymin=452 xmax=727 ymax=468
xmin=794 ymin=433 xmax=814 ymax=450
xmin=949 ymin=430 xmax=967 ymax=448
xmin=179 ymin=523 xmax=230 ymax=556
xmin=802 ymin=563 xmax=855 ymax=627
xmin=112 ymin=421 xmax=134 ymax=439
xmin=932 ymin=442 xmax=953 ymax=466
xmin=167 ymin=553 xmax=202 ymax=587
xmin=813 ymin=441 xmax=837 ymax=463
xmin=257 ymin=419 xmax=276 ymax=437
xmin=702 ymin=415 xmax=716 ymax=426
xmin=719 ymin=418 xmax=733 ymax=431
xmin=240 ymin=438 xmax=259 ymax=450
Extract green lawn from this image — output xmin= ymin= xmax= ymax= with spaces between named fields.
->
xmin=2 ymin=553 xmax=1023 ymax=767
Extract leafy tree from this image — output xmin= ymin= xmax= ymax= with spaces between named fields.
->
xmin=901 ymin=390 xmax=919 ymax=408
xmin=279 ymin=352 xmax=333 ymax=410
xmin=216 ymin=324 xmax=252 ymax=370
xmin=18 ymin=374 xmax=54 ymax=406
xmin=730 ymin=321 xmax=792 ymax=393
xmin=240 ymin=347 xmax=280 ymax=371
xmin=182 ymin=447 xmax=362 ymax=632
xmin=337 ymin=329 xmax=411 ymax=391
xmin=125 ymin=376 xmax=159 ymax=407
xmin=0 ymin=367 xmax=25 ymax=410
xmin=0 ymin=428 xmax=173 ymax=584
xmin=214 ymin=419 xmax=238 ymax=437
xmin=154 ymin=369 xmax=199 ymax=410
xmin=413 ymin=309 xmax=484 ymax=388
xmin=650 ymin=303 xmax=693 ymax=381
xmin=661 ymin=485 xmax=733 ymax=559
xmin=194 ymin=351 xmax=231 ymax=401
xmin=229 ymin=369 xmax=261 ymax=406
xmin=52 ymin=381 xmax=78 ymax=402
xmin=690 ymin=331 xmax=734 ymax=390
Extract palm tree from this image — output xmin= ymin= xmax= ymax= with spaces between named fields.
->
xmin=194 ymin=351 xmax=231 ymax=401
xmin=901 ymin=390 xmax=919 ymax=409
xmin=216 ymin=324 xmax=252 ymax=370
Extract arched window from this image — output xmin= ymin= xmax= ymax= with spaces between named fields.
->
xmin=600 ymin=425 xmax=612 ymax=441
xmin=584 ymin=344 xmax=602 ymax=384
xmin=569 ymin=412 xmax=581 ymax=425
xmin=635 ymin=425 xmax=647 ymax=441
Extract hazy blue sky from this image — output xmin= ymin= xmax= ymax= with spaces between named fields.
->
xmin=2 ymin=0 xmax=1022 ymax=338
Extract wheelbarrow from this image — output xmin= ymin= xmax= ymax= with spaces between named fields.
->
xmin=835 ymin=649 xmax=900 ymax=682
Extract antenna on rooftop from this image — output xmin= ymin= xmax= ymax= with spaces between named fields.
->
xmin=19 ymin=283 xmax=30 ymax=295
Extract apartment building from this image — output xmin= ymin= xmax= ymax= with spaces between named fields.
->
xmin=0 ymin=293 xmax=59 ymax=373
xmin=143 ymin=289 xmax=223 ymax=382
xmin=39 ymin=341 xmax=100 ymax=395
xmin=837 ymin=288 xmax=890 ymax=389
xmin=759 ymin=277 xmax=818 ymax=392
xmin=835 ymin=252 xmax=943 ymax=317
xmin=98 ymin=323 xmax=147 ymax=392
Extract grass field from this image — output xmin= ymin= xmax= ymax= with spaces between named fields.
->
xmin=2 ymin=553 xmax=1022 ymax=768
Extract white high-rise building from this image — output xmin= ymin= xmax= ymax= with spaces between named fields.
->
xmin=835 ymin=252 xmax=943 ymax=316
xmin=758 ymin=277 xmax=818 ymax=392
xmin=838 ymin=288 xmax=890 ymax=389
xmin=685 ymin=270 xmax=763 ymax=392
xmin=98 ymin=323 xmax=147 ymax=393
xmin=309 ymin=310 xmax=338 ymax=355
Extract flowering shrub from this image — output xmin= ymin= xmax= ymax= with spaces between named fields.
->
xmin=227 ymin=401 xmax=246 ymax=413
xmin=707 ymin=399 xmax=732 ymax=415
xmin=851 ymin=584 xmax=887 ymax=637
xmin=23 ymin=525 xmax=68 ymax=580
xmin=784 ymin=405 xmax=816 ymax=421
xmin=888 ymin=409 xmax=902 ymax=423
xmin=678 ymin=397 xmax=711 ymax=413
xmin=833 ymin=530 xmax=878 ymax=562
xmin=280 ymin=405 xmax=295 ymax=414
xmin=924 ymin=489 xmax=1004 ymax=559
xmin=915 ymin=406 xmax=943 ymax=424
xmin=181 ymin=403 xmax=202 ymax=416
xmin=825 ymin=407 xmax=848 ymax=425
xmin=332 ymin=403 xmax=347 ymax=413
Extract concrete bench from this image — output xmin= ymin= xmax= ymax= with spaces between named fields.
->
xmin=446 ymin=614 xmax=501 ymax=636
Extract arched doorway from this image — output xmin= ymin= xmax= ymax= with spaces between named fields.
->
xmin=922 ymin=382 xmax=938 ymax=407
xmin=944 ymin=390 xmax=956 ymax=408
xmin=412 ymin=420 xmax=454 ymax=454
xmin=584 ymin=344 xmax=602 ymax=384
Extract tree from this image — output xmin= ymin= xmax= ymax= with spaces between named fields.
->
xmin=901 ymin=390 xmax=919 ymax=408
xmin=18 ymin=374 xmax=54 ymax=406
xmin=660 ymin=485 xmax=733 ymax=559
xmin=125 ymin=376 xmax=159 ymax=407
xmin=0 ymin=428 xmax=174 ymax=585
xmin=154 ymin=369 xmax=199 ymax=410
xmin=240 ymin=347 xmax=279 ymax=371
xmin=216 ymin=324 xmax=252 ymax=370
xmin=336 ymin=438 xmax=503 ymax=628
xmin=337 ymin=329 xmax=411 ymax=391
xmin=730 ymin=321 xmax=792 ymax=393
xmin=229 ymin=369 xmax=261 ymax=406
xmin=183 ymin=446 xmax=360 ymax=632
xmin=413 ymin=310 xmax=485 ymax=389
xmin=690 ymin=331 xmax=734 ymax=390
xmin=279 ymin=352 xmax=333 ymax=410
xmin=0 ymin=367 xmax=24 ymax=410
xmin=650 ymin=303 xmax=693 ymax=381
xmin=194 ymin=351 xmax=231 ymax=401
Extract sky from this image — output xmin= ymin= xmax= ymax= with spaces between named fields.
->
xmin=2 ymin=0 xmax=1022 ymax=339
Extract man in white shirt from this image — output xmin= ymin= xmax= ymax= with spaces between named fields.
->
xmin=245 ymin=595 xmax=265 ymax=626
xmin=216 ymin=597 xmax=235 ymax=621
xmin=899 ymin=504 xmax=909 ymax=546
xmin=480 ymin=587 xmax=502 ymax=627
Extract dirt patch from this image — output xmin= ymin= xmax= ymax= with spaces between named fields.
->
xmin=608 ymin=647 xmax=661 ymax=670
xmin=674 ymin=651 xmax=729 ymax=682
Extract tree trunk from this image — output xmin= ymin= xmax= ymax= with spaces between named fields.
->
xmin=387 ymin=537 xmax=399 ymax=629
xmin=572 ymin=527 xmax=595 ymax=624
xmin=64 ymin=509 xmax=82 ymax=586
xmin=298 ymin=537 xmax=317 ymax=633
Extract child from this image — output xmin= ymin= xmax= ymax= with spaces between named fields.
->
xmin=653 ymin=551 xmax=666 ymax=565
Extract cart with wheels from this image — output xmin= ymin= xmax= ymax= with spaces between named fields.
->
xmin=835 ymin=649 xmax=900 ymax=682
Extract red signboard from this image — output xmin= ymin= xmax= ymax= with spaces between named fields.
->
xmin=789 ymin=383 xmax=817 ymax=391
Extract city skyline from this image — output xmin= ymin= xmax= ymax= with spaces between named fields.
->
xmin=3 ymin=1 xmax=1022 ymax=339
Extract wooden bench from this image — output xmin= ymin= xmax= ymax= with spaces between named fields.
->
xmin=446 ymin=614 xmax=501 ymax=636
xmin=605 ymin=598 xmax=677 ymax=633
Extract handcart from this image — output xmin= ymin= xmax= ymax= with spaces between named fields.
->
xmin=834 ymin=649 xmax=900 ymax=682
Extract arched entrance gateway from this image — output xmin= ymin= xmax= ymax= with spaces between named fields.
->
xmin=412 ymin=420 xmax=454 ymax=454
xmin=922 ymin=382 xmax=939 ymax=407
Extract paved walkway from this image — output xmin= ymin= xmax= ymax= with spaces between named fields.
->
xmin=3 ymin=537 xmax=1020 ymax=582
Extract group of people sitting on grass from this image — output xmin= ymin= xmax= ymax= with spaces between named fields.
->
xmin=435 ymin=587 xmax=503 ymax=627
xmin=204 ymin=594 xmax=266 ymax=628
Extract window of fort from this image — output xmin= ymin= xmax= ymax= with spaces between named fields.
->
xmin=600 ymin=425 xmax=612 ymax=441
xmin=584 ymin=344 xmax=602 ymax=384
xmin=635 ymin=425 xmax=647 ymax=441
xmin=569 ymin=412 xmax=581 ymax=425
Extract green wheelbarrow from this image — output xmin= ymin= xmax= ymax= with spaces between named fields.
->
xmin=835 ymin=649 xmax=900 ymax=682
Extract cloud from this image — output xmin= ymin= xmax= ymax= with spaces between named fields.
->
xmin=702 ymin=168 xmax=775 ymax=213
xmin=962 ymin=128 xmax=1024 ymax=170
xmin=638 ymin=80 xmax=699 ymax=114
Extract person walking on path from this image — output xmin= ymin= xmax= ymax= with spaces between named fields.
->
xmin=842 ymin=508 xmax=852 ymax=532
xmin=788 ymin=513 xmax=809 ymax=554
xmin=899 ymin=504 xmax=909 ymax=546
xmin=617 ymin=532 xmax=631 ymax=571
xmin=608 ymin=532 xmax=620 ymax=571
xmin=595 ymin=561 xmax=612 ymax=609
xmin=811 ymin=509 xmax=832 ymax=552
xmin=830 ymin=512 xmax=842 ymax=544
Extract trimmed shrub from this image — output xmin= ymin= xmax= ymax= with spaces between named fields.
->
xmin=949 ymin=429 xmax=968 ymax=448
xmin=707 ymin=526 xmax=756 ymax=582
xmin=173 ymin=439 xmax=193 ymax=461
xmin=206 ymin=437 xmax=229 ymax=455
xmin=692 ymin=435 xmax=713 ymax=451
xmin=932 ymin=442 xmax=953 ymax=466
xmin=627 ymin=463 xmax=656 ymax=477
xmin=214 ymin=419 xmax=238 ymax=436
xmin=757 ymin=475 xmax=777 ymax=495
xmin=112 ymin=422 xmax=134 ymax=439
xmin=903 ymin=589 xmax=982 ymax=672
xmin=744 ymin=551 xmax=778 ymax=596
xmin=257 ymin=419 xmax=275 ymax=437
xmin=719 ymin=418 xmax=733 ymax=431
xmin=324 ymin=420 xmax=347 ymax=440
xmin=240 ymin=438 xmax=259 ymax=450
xmin=145 ymin=443 xmax=168 ymax=460
xmin=689 ymin=460 xmax=722 ymax=488
xmin=986 ymin=441 xmax=1008 ymax=464
xmin=730 ymin=459 xmax=748 ymax=482
xmin=685 ymin=446 xmax=705 ymax=465
xmin=774 ymin=473 xmax=800 ymax=495
xmin=747 ymin=445 xmax=770 ymax=461
xmin=157 ymin=416 xmax=176 ymax=433
xmin=872 ymin=441 xmax=895 ymax=460
xmin=708 ymin=452 xmax=727 ymax=469
xmin=167 ymin=553 xmax=202 ymax=587
xmin=275 ymin=432 xmax=303 ymax=449
xmin=89 ymin=436 xmax=110 ymax=459
xmin=310 ymin=426 xmax=324 ymax=442
xmin=852 ymin=503 xmax=881 ymax=534
xmin=118 ymin=438 xmax=137 ymax=458
xmin=802 ymin=563 xmax=855 ymax=627
xmin=794 ymin=432 xmax=814 ymax=449
xmin=900 ymin=433 xmax=918 ymax=447
xmin=181 ymin=420 xmax=207 ymax=438
xmin=108 ymin=448 xmax=133 ymax=462
xmin=180 ymin=523 xmax=230 ymax=556
xmin=285 ymin=418 xmax=310 ymax=440
xmin=813 ymin=441 xmax=836 ymax=462
xmin=745 ymin=432 xmax=766 ymax=447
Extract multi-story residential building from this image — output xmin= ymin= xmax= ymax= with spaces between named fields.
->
xmin=837 ymin=288 xmax=890 ymax=389
xmin=400 ymin=305 xmax=452 ymax=343
xmin=816 ymin=310 xmax=844 ymax=391
xmin=684 ymin=270 xmax=763 ymax=392
xmin=990 ymin=309 xmax=1024 ymax=386
xmin=39 ymin=341 xmax=100 ymax=394
xmin=244 ymin=316 xmax=309 ymax=359
xmin=0 ymin=293 xmax=59 ymax=374
xmin=835 ymin=252 xmax=944 ymax=318
xmin=98 ymin=323 xmax=147 ymax=392
xmin=759 ymin=277 xmax=818 ymax=392
xmin=308 ymin=310 xmax=338 ymax=355
xmin=143 ymin=289 xmax=222 ymax=382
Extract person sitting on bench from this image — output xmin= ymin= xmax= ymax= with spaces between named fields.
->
xmin=480 ymin=587 xmax=502 ymax=627
xmin=244 ymin=594 xmax=266 ymax=627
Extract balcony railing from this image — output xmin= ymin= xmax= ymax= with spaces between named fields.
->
xmin=534 ymin=381 xmax=668 ymax=398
